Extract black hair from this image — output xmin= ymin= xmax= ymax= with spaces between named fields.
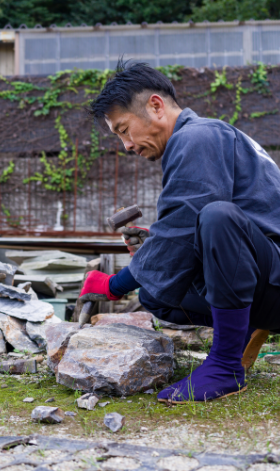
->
xmin=90 ymin=58 xmax=178 ymax=121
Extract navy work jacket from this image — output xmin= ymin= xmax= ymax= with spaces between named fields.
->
xmin=129 ymin=108 xmax=280 ymax=306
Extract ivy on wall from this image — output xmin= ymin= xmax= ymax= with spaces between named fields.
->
xmin=0 ymin=63 xmax=278 ymax=198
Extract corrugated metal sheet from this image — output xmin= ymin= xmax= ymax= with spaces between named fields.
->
xmin=16 ymin=22 xmax=280 ymax=75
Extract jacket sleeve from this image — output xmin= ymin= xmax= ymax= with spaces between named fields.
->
xmin=129 ymin=123 xmax=235 ymax=306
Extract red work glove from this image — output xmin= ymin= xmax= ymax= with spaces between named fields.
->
xmin=79 ymin=270 xmax=122 ymax=301
xmin=122 ymin=226 xmax=149 ymax=256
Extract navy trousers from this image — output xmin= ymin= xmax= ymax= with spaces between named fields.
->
xmin=139 ymin=202 xmax=280 ymax=331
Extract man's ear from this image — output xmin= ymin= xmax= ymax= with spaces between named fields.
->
xmin=147 ymin=94 xmax=165 ymax=118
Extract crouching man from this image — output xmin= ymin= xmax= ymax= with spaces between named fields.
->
xmin=80 ymin=59 xmax=280 ymax=404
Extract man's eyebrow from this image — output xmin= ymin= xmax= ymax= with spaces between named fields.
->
xmin=112 ymin=122 xmax=122 ymax=133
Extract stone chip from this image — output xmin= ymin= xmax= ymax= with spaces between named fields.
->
xmin=31 ymin=406 xmax=64 ymax=424
xmin=104 ymin=412 xmax=125 ymax=432
xmin=91 ymin=311 xmax=154 ymax=330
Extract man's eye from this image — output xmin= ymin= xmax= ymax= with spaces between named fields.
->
xmin=121 ymin=128 xmax=128 ymax=134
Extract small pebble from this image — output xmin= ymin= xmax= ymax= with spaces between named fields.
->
xmin=104 ymin=412 xmax=125 ymax=432
xmin=141 ymin=426 xmax=148 ymax=431
xmin=120 ymin=396 xmax=126 ymax=400
xmin=144 ymin=389 xmax=154 ymax=394
xmin=23 ymin=397 xmax=34 ymax=403
xmin=1 ymin=384 xmax=8 ymax=388
xmin=45 ymin=397 xmax=55 ymax=403
xmin=34 ymin=355 xmax=44 ymax=363
xmin=127 ymin=400 xmax=132 ymax=403
xmin=98 ymin=401 xmax=110 ymax=407
xmin=65 ymin=411 xmax=77 ymax=417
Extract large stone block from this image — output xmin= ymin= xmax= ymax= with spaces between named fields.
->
xmin=45 ymin=321 xmax=81 ymax=371
xmin=47 ymin=323 xmax=174 ymax=396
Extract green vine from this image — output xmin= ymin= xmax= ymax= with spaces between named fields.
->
xmin=23 ymin=116 xmax=101 ymax=192
xmin=250 ymin=109 xmax=278 ymax=119
xmin=229 ymin=77 xmax=243 ymax=125
xmin=1 ymin=204 xmax=22 ymax=228
xmin=156 ymin=65 xmax=184 ymax=81
xmin=250 ymin=62 xmax=270 ymax=94
xmin=0 ymin=62 xmax=278 ymax=199
xmin=0 ymin=161 xmax=14 ymax=183
xmin=210 ymin=68 xmax=234 ymax=93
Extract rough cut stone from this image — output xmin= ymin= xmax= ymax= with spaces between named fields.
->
xmin=177 ymin=350 xmax=208 ymax=365
xmin=65 ymin=411 xmax=76 ymax=416
xmin=31 ymin=406 xmax=64 ymax=424
xmin=14 ymin=275 xmax=58 ymax=297
xmin=104 ymin=412 xmax=125 ymax=432
xmin=21 ymin=258 xmax=86 ymax=272
xmin=0 ymin=283 xmax=31 ymax=302
xmin=0 ymin=358 xmax=37 ymax=374
xmin=23 ymin=397 xmax=34 ymax=403
xmin=0 ymin=328 xmax=6 ymax=354
xmin=0 ymin=313 xmax=41 ymax=353
xmin=48 ymin=323 xmax=174 ymax=396
xmin=0 ymin=298 xmax=54 ymax=322
xmin=153 ymin=316 xmax=198 ymax=331
xmin=0 ymin=262 xmax=17 ymax=286
xmin=17 ymin=281 xmax=32 ymax=292
xmin=26 ymin=315 xmax=62 ymax=350
xmin=162 ymin=327 xmax=213 ymax=350
xmin=7 ymin=249 xmax=86 ymax=266
xmin=91 ymin=312 xmax=154 ymax=330
xmin=77 ymin=393 xmax=99 ymax=410
xmin=264 ymin=354 xmax=280 ymax=368
xmin=45 ymin=322 xmax=81 ymax=372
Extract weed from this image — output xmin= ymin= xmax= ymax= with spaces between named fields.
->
xmin=250 ymin=62 xmax=270 ymax=94
xmin=210 ymin=68 xmax=234 ymax=93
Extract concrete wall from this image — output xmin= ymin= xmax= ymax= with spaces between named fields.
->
xmin=0 ymin=43 xmax=14 ymax=75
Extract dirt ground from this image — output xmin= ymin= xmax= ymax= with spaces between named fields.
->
xmin=1 ymin=337 xmax=280 ymax=461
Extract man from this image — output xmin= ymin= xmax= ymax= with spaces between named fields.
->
xmin=80 ymin=59 xmax=280 ymax=403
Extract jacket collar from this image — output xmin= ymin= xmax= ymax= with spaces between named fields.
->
xmin=173 ymin=108 xmax=198 ymax=134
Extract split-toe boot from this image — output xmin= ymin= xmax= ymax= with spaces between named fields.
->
xmin=157 ymin=305 xmax=250 ymax=403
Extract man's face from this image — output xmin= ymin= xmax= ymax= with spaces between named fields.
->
xmin=105 ymin=95 xmax=170 ymax=162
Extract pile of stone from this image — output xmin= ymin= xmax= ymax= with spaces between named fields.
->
xmin=6 ymin=249 xmax=99 ymax=300
xmin=0 ymin=261 xmax=61 ymax=355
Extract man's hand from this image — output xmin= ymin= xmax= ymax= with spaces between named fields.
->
xmin=122 ymin=226 xmax=149 ymax=256
xmin=79 ymin=270 xmax=122 ymax=301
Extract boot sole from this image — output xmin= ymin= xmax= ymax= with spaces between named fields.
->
xmin=241 ymin=329 xmax=269 ymax=372
xmin=157 ymin=385 xmax=247 ymax=404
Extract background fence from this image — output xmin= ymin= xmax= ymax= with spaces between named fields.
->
xmin=17 ymin=21 xmax=280 ymax=75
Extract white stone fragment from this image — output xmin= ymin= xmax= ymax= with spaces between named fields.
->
xmin=23 ymin=397 xmax=34 ymax=403
xmin=104 ymin=412 xmax=125 ymax=432
xmin=77 ymin=393 xmax=99 ymax=410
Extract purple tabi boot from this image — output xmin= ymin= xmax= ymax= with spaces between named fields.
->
xmin=157 ymin=305 xmax=250 ymax=403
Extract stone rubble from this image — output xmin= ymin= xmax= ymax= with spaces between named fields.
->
xmin=162 ymin=326 xmax=213 ymax=350
xmin=98 ymin=401 xmax=110 ymax=407
xmin=0 ymin=358 xmax=37 ymax=374
xmin=77 ymin=393 xmax=99 ymax=410
xmin=104 ymin=412 xmax=125 ymax=432
xmin=31 ymin=406 xmax=65 ymax=424
xmin=265 ymin=354 xmax=280 ymax=367
xmin=23 ymin=397 xmax=34 ymax=403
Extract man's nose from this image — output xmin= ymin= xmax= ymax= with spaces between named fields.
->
xmin=122 ymin=137 xmax=135 ymax=152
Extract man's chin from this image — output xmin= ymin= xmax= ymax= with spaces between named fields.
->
xmin=147 ymin=154 xmax=161 ymax=162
